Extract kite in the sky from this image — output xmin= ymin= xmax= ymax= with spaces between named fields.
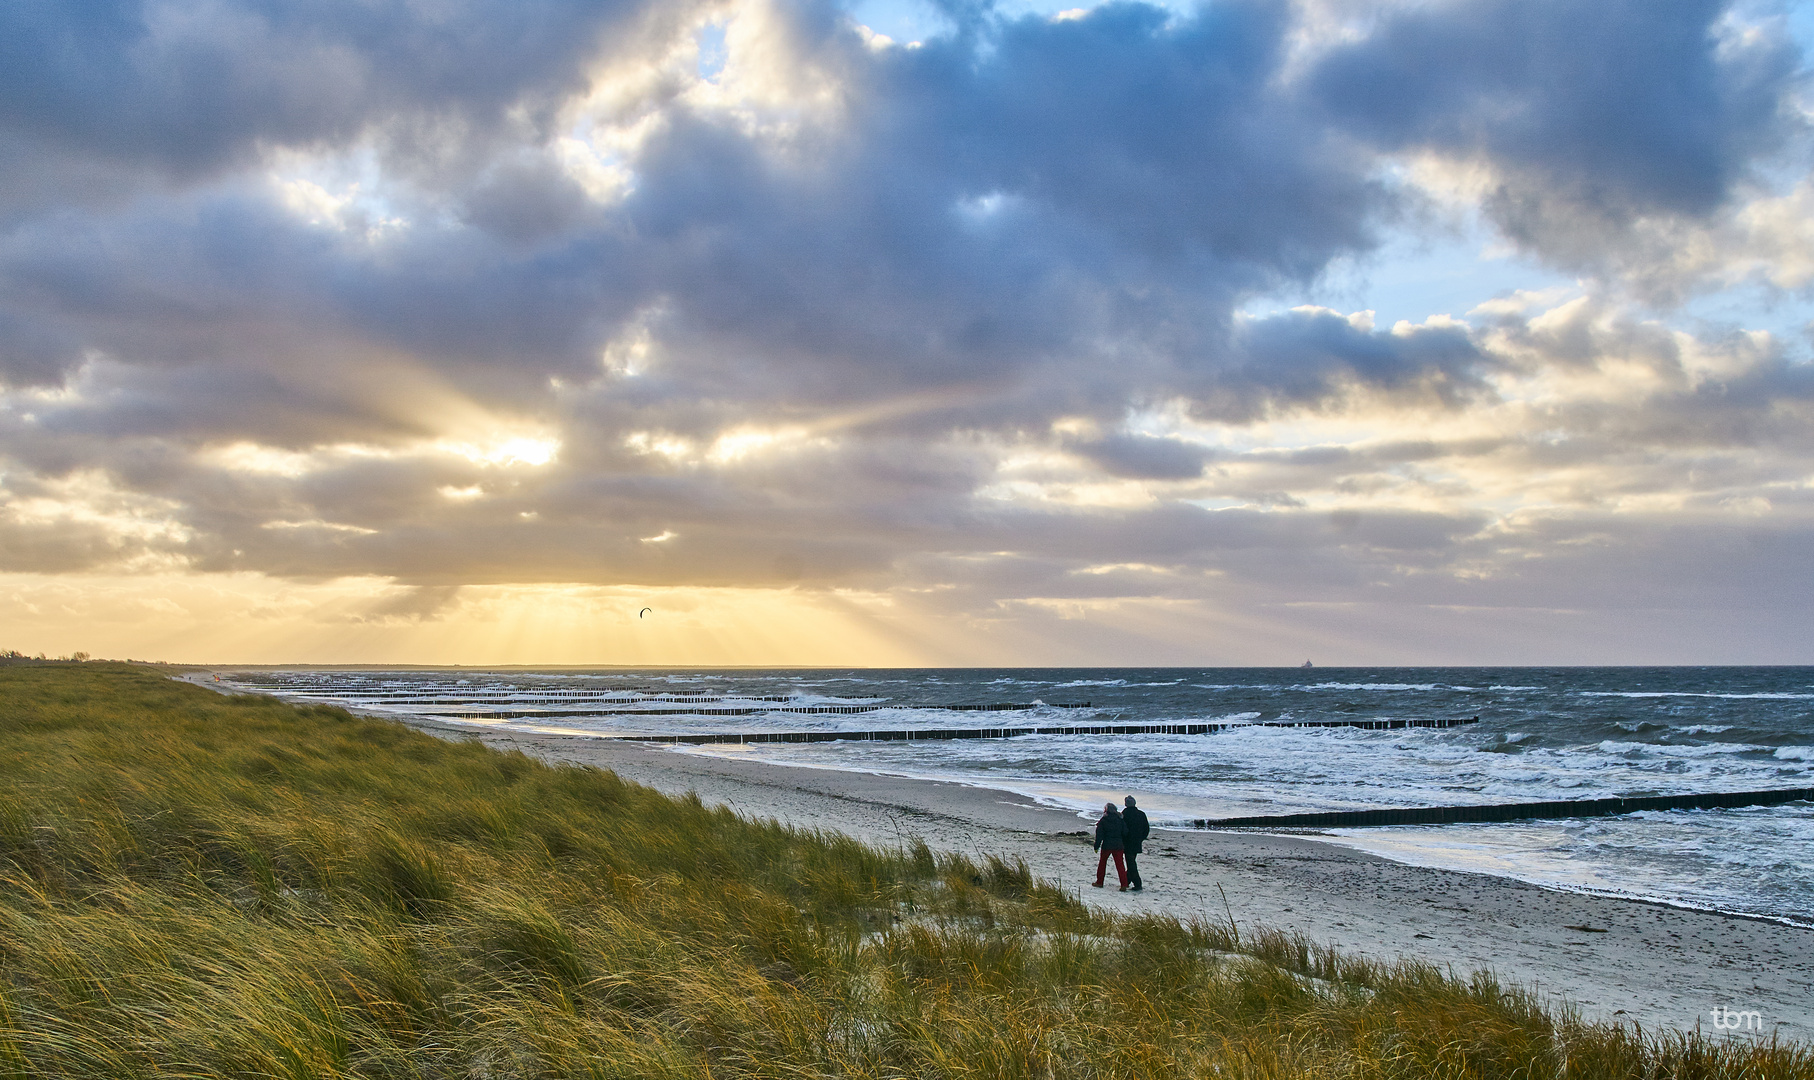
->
xmin=639 ymin=607 xmax=652 ymax=618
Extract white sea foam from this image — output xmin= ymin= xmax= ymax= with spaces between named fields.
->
xmin=1050 ymin=679 xmax=1185 ymax=688
xmin=1595 ymin=739 xmax=1769 ymax=758
xmin=1297 ymin=682 xmax=1458 ymax=692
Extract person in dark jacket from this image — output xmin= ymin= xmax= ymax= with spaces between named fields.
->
xmin=1091 ymin=802 xmax=1129 ymax=890
xmin=1121 ymin=796 xmax=1149 ymax=891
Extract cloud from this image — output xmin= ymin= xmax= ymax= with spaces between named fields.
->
xmin=352 ymin=583 xmax=466 ymax=622
xmin=1309 ymin=0 xmax=1804 ymax=271
xmin=0 ymin=0 xmax=1810 ymax=661
xmin=0 ymin=0 xmax=687 ymax=206
xmin=1198 ymin=307 xmax=1486 ymax=419
xmin=1064 ymin=432 xmax=1217 ymax=479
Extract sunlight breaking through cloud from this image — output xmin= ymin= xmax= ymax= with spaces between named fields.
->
xmin=1 ymin=0 xmax=1811 ymax=662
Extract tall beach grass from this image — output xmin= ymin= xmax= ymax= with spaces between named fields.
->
xmin=0 ymin=663 xmax=1806 ymax=1078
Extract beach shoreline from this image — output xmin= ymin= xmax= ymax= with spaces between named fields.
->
xmin=412 ymin=717 xmax=1813 ymax=1039
xmin=185 ymin=674 xmax=1813 ymax=1041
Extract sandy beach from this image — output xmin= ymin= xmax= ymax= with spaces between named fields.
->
xmin=358 ymin=705 xmax=1813 ymax=1043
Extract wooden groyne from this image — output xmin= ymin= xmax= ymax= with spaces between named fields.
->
xmin=571 ymin=715 xmax=1479 ymax=744
xmin=274 ymin=691 xmax=781 ymax=706
xmin=610 ymin=722 xmax=1184 ymax=745
xmin=1256 ymin=717 xmax=1478 ymax=731
xmin=428 ymin=701 xmax=1095 ymax=720
xmin=1192 ymin=785 xmax=1814 ymax=829
xmin=410 ymin=694 xmax=787 ymax=706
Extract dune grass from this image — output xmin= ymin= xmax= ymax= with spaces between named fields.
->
xmin=0 ymin=664 xmax=1806 ymax=1078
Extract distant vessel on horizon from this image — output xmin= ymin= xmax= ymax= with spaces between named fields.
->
xmin=1302 ymin=660 xmax=1313 ymax=668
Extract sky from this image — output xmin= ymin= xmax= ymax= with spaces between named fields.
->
xmin=2 ymin=0 xmax=1813 ymax=667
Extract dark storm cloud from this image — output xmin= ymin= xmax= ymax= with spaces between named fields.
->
xmin=1195 ymin=307 xmax=1486 ymax=419
xmin=0 ymin=0 xmax=673 ymax=193
xmin=604 ymin=0 xmax=1390 ymax=413
xmin=0 ymin=306 xmax=80 ymax=386
xmin=893 ymin=0 xmax=1380 ymax=275
xmin=348 ymin=584 xmax=465 ymax=622
xmin=1065 ymin=433 xmax=1217 ymax=479
xmin=1310 ymin=0 xmax=1803 ymax=262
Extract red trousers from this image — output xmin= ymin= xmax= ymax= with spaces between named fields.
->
xmin=1095 ymin=848 xmax=1128 ymax=888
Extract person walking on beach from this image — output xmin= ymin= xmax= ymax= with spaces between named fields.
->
xmin=1121 ymin=796 xmax=1149 ymax=892
xmin=1092 ymin=802 xmax=1129 ymax=891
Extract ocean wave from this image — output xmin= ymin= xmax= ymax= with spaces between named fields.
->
xmin=1296 ymin=682 xmax=1465 ymax=692
xmin=1578 ymin=691 xmax=1814 ymax=700
xmin=1051 ymin=679 xmax=1184 ymax=688
xmin=1596 ymin=740 xmax=1772 ymax=758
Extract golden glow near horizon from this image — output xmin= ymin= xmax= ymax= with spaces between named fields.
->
xmin=3 ymin=573 xmax=1329 ymax=668
xmin=0 ymin=574 xmax=933 ymax=666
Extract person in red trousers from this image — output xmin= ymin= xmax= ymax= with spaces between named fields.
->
xmin=1091 ymin=802 xmax=1129 ymax=891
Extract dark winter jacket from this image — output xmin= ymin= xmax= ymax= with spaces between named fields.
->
xmin=1121 ymin=805 xmax=1150 ymax=854
xmin=1093 ymin=808 xmax=1126 ymax=852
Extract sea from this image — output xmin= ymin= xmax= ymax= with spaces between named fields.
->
xmin=228 ymin=666 xmax=1814 ymax=928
